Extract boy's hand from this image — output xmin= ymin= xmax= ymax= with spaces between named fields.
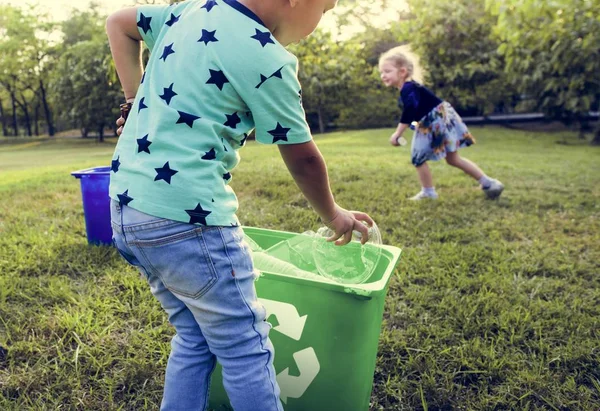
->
xmin=116 ymin=117 xmax=125 ymax=136
xmin=324 ymin=206 xmax=375 ymax=246
xmin=389 ymin=133 xmax=401 ymax=146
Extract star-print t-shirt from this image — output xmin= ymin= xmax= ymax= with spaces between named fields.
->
xmin=109 ymin=0 xmax=312 ymax=226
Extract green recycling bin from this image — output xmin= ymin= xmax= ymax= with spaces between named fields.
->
xmin=208 ymin=226 xmax=402 ymax=411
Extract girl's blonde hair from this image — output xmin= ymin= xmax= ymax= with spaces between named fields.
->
xmin=379 ymin=45 xmax=423 ymax=83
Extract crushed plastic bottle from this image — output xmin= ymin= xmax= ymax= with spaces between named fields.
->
xmin=251 ymin=252 xmax=328 ymax=282
xmin=312 ymin=222 xmax=382 ymax=284
xmin=243 ymin=222 xmax=383 ymax=285
xmin=263 ymin=232 xmax=318 ymax=273
xmin=243 ymin=233 xmax=329 ymax=282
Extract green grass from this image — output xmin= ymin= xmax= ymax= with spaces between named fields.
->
xmin=1 ymin=128 xmax=599 ymax=410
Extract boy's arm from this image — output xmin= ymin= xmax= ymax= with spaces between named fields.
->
xmin=106 ymin=8 xmax=143 ymax=101
xmin=278 ymin=141 xmax=373 ymax=245
xmin=278 ymin=141 xmax=336 ymax=222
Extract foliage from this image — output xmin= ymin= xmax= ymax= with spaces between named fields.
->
xmin=487 ymin=0 xmax=600 ymax=141
xmin=0 ymin=5 xmax=57 ymax=136
xmin=49 ymin=40 xmax=122 ymax=141
xmin=405 ymin=0 xmax=516 ymax=116
xmin=60 ymin=2 xmax=107 ymax=48
xmin=0 ymin=0 xmax=598 ymax=140
xmin=291 ymin=29 xmax=399 ymax=132
xmin=333 ymin=0 xmax=404 ymax=32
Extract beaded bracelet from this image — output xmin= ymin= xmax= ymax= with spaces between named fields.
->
xmin=120 ymin=102 xmax=133 ymax=122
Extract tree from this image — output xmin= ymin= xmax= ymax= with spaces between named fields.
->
xmin=290 ymin=30 xmax=361 ymax=133
xmin=333 ymin=0 xmax=405 ymax=33
xmin=405 ymin=0 xmax=515 ymax=116
xmin=289 ymin=0 xmax=408 ymax=132
xmin=488 ymin=0 xmax=600 ymax=143
xmin=50 ymin=40 xmax=122 ymax=142
xmin=0 ymin=5 xmax=57 ymax=136
xmin=333 ymin=26 xmax=407 ymax=129
xmin=60 ymin=2 xmax=107 ymax=47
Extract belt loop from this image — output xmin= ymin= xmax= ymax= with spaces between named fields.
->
xmin=120 ymin=201 xmax=128 ymax=242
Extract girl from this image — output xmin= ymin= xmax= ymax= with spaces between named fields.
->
xmin=379 ymin=46 xmax=504 ymax=200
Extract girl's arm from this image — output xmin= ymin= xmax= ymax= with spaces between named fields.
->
xmin=389 ymin=122 xmax=409 ymax=145
xmin=106 ymin=8 xmax=144 ymax=102
xmin=393 ymin=122 xmax=409 ymax=138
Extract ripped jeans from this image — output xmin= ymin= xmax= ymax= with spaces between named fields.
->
xmin=110 ymin=200 xmax=282 ymax=411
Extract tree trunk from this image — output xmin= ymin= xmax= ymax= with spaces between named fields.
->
xmin=16 ymin=94 xmax=32 ymax=137
xmin=98 ymin=124 xmax=105 ymax=143
xmin=578 ymin=119 xmax=589 ymax=140
xmin=317 ymin=105 xmax=325 ymax=134
xmin=34 ymin=104 xmax=40 ymax=136
xmin=591 ymin=123 xmax=600 ymax=146
xmin=0 ymin=99 xmax=8 ymax=136
xmin=39 ymin=79 xmax=55 ymax=136
xmin=10 ymin=92 xmax=18 ymax=136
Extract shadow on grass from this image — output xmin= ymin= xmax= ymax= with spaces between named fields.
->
xmin=14 ymin=242 xmax=121 ymax=279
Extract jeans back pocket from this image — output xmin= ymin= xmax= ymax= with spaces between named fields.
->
xmin=132 ymin=227 xmax=218 ymax=299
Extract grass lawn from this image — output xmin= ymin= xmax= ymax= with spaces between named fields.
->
xmin=1 ymin=127 xmax=599 ymax=410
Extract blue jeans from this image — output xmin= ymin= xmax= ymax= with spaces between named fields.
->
xmin=110 ymin=200 xmax=283 ymax=411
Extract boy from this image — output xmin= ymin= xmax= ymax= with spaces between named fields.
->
xmin=106 ymin=0 xmax=374 ymax=409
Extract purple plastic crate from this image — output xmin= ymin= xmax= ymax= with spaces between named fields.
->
xmin=71 ymin=167 xmax=112 ymax=245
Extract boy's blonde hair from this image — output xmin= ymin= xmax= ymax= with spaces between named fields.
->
xmin=379 ymin=45 xmax=423 ymax=82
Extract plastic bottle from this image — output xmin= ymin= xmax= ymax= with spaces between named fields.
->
xmin=244 ymin=234 xmax=329 ymax=282
xmin=312 ymin=222 xmax=382 ymax=284
xmin=244 ymin=222 xmax=383 ymax=285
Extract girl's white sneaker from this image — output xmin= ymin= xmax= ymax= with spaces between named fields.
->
xmin=483 ymin=179 xmax=504 ymax=199
xmin=409 ymin=190 xmax=439 ymax=200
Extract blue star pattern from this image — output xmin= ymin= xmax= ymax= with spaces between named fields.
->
xmin=185 ymin=203 xmax=212 ymax=225
xmin=138 ymin=97 xmax=148 ymax=113
xmin=137 ymin=134 xmax=152 ymax=154
xmin=198 ymin=29 xmax=218 ymax=45
xmin=206 ymin=69 xmax=229 ymax=90
xmin=224 ymin=112 xmax=241 ymax=129
xmin=201 ymin=0 xmax=218 ymax=12
xmin=111 ymin=156 xmax=120 ymax=173
xmin=251 ymin=29 xmax=274 ymax=47
xmin=160 ymin=43 xmax=176 ymax=61
xmin=256 ymin=74 xmax=268 ymax=89
xmin=165 ymin=13 xmax=180 ymax=26
xmin=137 ymin=13 xmax=152 ymax=34
xmin=117 ymin=190 xmax=134 ymax=206
xmin=268 ymin=122 xmax=291 ymax=143
xmin=154 ymin=162 xmax=178 ymax=184
xmin=271 ymin=68 xmax=283 ymax=79
xmin=202 ymin=148 xmax=217 ymax=160
xmin=110 ymin=2 xmax=312 ymax=227
xmin=159 ymin=83 xmax=178 ymax=105
xmin=255 ymin=66 xmax=284 ymax=89
xmin=176 ymin=111 xmax=201 ymax=128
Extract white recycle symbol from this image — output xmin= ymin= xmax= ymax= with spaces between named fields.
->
xmin=259 ymin=298 xmax=320 ymax=404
